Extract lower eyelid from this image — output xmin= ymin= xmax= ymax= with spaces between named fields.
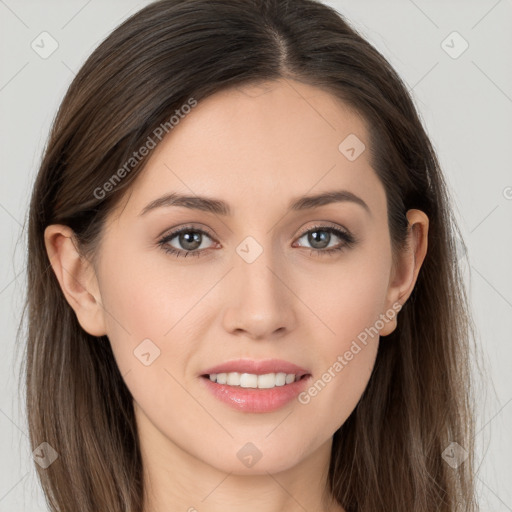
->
xmin=159 ymin=229 xmax=214 ymax=250
xmin=159 ymin=225 xmax=355 ymax=255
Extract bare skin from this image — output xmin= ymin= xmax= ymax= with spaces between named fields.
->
xmin=45 ymin=78 xmax=428 ymax=512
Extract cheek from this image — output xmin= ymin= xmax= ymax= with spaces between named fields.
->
xmin=297 ymin=294 xmax=381 ymax=436
xmin=297 ymin=246 xmax=391 ymax=428
xmin=96 ymin=257 xmax=204 ymax=437
xmin=302 ymin=240 xmax=391 ymax=344
xmin=95 ymin=246 xmax=199 ymax=375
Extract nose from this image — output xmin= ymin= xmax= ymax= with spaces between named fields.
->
xmin=221 ymin=245 xmax=298 ymax=341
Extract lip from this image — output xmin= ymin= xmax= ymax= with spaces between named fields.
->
xmin=199 ymin=358 xmax=311 ymax=413
xmin=200 ymin=358 xmax=310 ymax=377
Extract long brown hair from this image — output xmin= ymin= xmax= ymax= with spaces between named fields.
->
xmin=20 ymin=0 xmax=478 ymax=510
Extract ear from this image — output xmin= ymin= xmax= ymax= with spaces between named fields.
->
xmin=44 ymin=224 xmax=107 ymax=337
xmin=379 ymin=209 xmax=429 ymax=336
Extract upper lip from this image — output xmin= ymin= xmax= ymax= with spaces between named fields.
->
xmin=201 ymin=358 xmax=310 ymax=377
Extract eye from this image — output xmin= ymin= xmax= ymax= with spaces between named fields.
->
xmin=293 ymin=224 xmax=356 ymax=256
xmin=157 ymin=223 xmax=357 ymax=259
xmin=157 ymin=226 xmax=216 ymax=258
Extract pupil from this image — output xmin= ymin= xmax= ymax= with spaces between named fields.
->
xmin=177 ymin=230 xmax=332 ymax=252
xmin=180 ymin=231 xmax=201 ymax=250
xmin=309 ymin=230 xmax=330 ymax=249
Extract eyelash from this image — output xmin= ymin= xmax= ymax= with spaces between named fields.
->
xmin=157 ymin=224 xmax=356 ymax=259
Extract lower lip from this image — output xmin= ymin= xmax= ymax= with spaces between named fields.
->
xmin=200 ymin=375 xmax=311 ymax=413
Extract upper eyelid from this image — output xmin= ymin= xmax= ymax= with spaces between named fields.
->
xmin=161 ymin=222 xmax=350 ymax=238
xmin=159 ymin=223 xmax=351 ymax=248
xmin=296 ymin=223 xmax=349 ymax=237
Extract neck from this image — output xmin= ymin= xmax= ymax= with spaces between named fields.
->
xmin=136 ymin=405 xmax=345 ymax=512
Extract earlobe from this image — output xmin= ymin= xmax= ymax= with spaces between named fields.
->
xmin=380 ymin=209 xmax=429 ymax=337
xmin=44 ymin=224 xmax=107 ymax=337
xmin=379 ymin=312 xmax=399 ymax=337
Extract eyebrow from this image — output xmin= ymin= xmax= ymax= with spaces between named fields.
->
xmin=139 ymin=189 xmax=371 ymax=217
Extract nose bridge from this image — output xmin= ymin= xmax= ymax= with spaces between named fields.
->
xmin=221 ymin=234 xmax=297 ymax=338
xmin=235 ymin=234 xmax=286 ymax=309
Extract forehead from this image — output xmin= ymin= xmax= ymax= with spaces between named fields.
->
xmin=117 ymin=78 xmax=385 ymax=218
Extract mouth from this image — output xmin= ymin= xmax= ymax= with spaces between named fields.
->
xmin=198 ymin=359 xmax=312 ymax=413
xmin=201 ymin=372 xmax=309 ymax=389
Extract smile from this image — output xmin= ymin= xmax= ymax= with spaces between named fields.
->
xmin=206 ymin=372 xmax=301 ymax=388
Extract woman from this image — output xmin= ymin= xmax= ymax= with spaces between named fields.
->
xmin=23 ymin=0 xmax=477 ymax=510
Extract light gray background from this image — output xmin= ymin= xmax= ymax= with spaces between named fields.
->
xmin=1 ymin=0 xmax=511 ymax=510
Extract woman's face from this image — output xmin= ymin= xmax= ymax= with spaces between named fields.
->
xmin=76 ymin=78 xmax=412 ymax=474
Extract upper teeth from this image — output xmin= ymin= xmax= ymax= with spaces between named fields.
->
xmin=209 ymin=372 xmax=298 ymax=389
